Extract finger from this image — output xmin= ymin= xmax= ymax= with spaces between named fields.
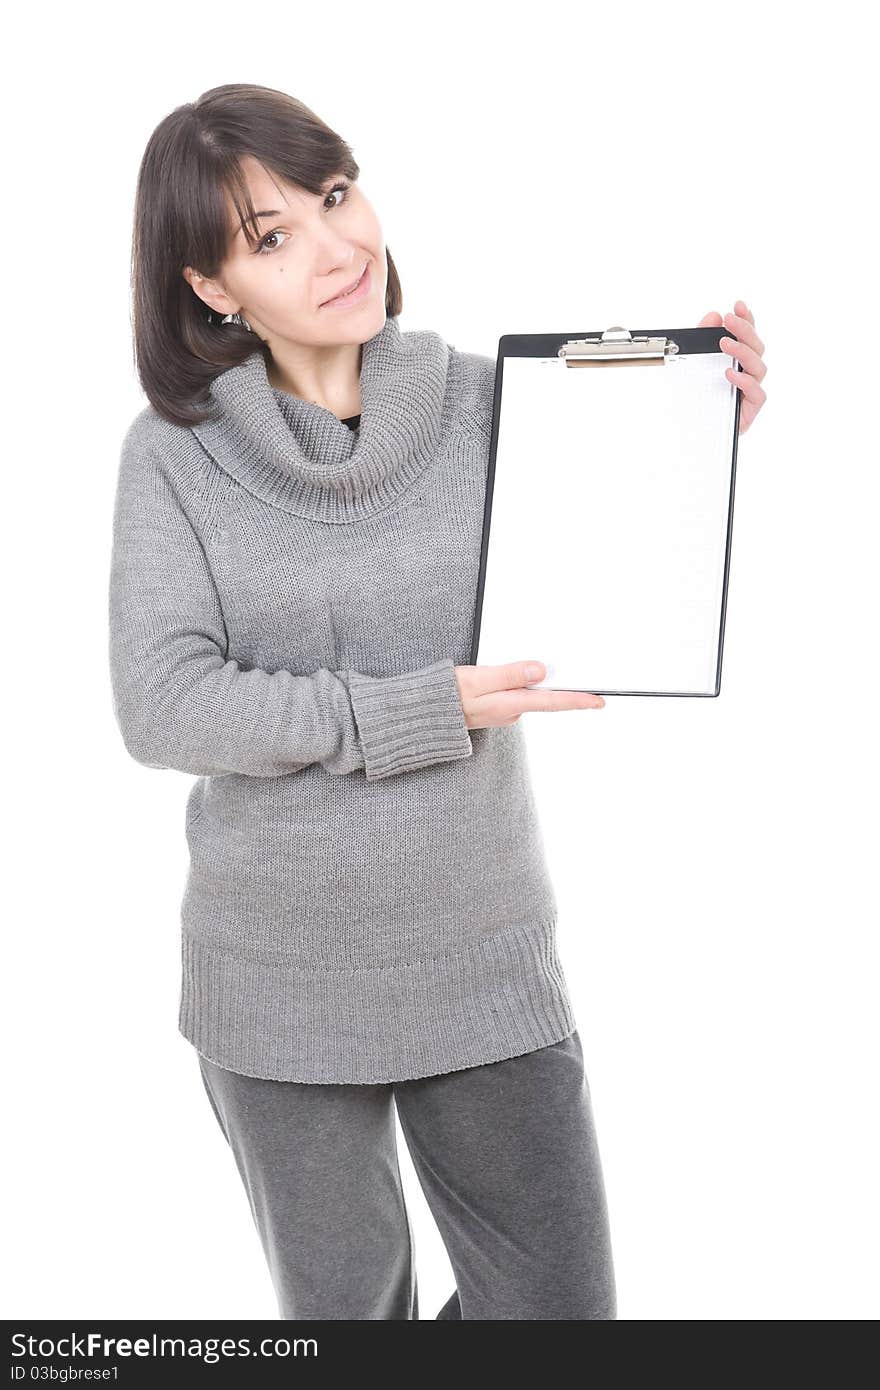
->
xmin=469 ymin=660 xmax=549 ymax=695
xmin=725 ymin=368 xmax=766 ymax=408
xmin=723 ymin=310 xmax=764 ymax=356
xmin=501 ymin=686 xmax=605 ymax=714
xmin=697 ymin=311 xmax=723 ymax=327
xmin=734 ymin=299 xmax=755 ymax=326
xmin=719 ymin=335 xmax=767 ymax=382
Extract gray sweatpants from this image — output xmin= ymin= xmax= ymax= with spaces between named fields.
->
xmin=196 ymin=1028 xmax=616 ymax=1320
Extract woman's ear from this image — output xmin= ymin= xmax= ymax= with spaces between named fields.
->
xmin=182 ymin=266 xmax=234 ymax=319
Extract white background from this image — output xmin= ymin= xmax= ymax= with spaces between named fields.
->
xmin=4 ymin=0 xmax=877 ymax=1322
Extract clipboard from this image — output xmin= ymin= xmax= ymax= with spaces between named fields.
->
xmin=469 ymin=325 xmax=744 ymax=698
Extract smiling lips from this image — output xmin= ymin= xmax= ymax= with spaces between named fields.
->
xmin=321 ymin=261 xmax=368 ymax=307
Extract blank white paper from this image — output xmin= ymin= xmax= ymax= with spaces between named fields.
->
xmin=474 ymin=349 xmax=739 ymax=695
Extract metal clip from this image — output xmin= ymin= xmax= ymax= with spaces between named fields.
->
xmin=558 ymin=326 xmax=680 ymax=366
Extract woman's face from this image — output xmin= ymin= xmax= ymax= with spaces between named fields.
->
xmin=189 ymin=156 xmax=387 ymax=348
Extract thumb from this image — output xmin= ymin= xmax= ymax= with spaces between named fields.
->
xmin=469 ymin=660 xmax=546 ymax=694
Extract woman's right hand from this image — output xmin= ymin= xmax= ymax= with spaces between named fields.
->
xmin=453 ymin=662 xmax=605 ymax=729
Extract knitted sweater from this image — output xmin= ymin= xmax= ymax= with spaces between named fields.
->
xmin=108 ymin=314 xmax=577 ymax=1083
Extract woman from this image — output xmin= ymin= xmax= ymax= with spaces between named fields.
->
xmin=109 ymin=82 xmax=623 ymax=1321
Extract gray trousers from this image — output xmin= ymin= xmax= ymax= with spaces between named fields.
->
xmin=196 ymin=1028 xmax=616 ymax=1320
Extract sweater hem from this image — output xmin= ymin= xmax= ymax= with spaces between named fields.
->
xmin=177 ymin=916 xmax=577 ymax=1084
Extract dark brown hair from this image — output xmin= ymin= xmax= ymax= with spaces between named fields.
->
xmin=129 ymin=83 xmax=403 ymax=427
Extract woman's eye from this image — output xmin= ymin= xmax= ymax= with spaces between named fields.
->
xmin=257 ymin=229 xmax=288 ymax=256
xmin=326 ymin=183 xmax=350 ymax=209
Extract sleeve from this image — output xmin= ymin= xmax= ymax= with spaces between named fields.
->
xmin=107 ymin=427 xmax=473 ymax=782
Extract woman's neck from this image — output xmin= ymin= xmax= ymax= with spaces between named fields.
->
xmin=266 ymin=342 xmax=363 ymax=421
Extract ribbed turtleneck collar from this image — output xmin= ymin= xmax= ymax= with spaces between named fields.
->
xmin=190 ymin=314 xmax=457 ymax=524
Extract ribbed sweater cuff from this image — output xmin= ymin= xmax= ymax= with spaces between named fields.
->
xmin=347 ymin=658 xmax=473 ymax=780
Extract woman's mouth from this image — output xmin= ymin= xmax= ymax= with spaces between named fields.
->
xmin=320 ymin=262 xmax=371 ymax=309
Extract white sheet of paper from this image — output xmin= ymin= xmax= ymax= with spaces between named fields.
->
xmin=474 ymin=349 xmax=739 ymax=695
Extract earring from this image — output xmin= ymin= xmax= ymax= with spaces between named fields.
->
xmin=221 ymin=312 xmax=253 ymax=332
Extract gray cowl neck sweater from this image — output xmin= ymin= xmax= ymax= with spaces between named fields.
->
xmin=109 ymin=313 xmax=576 ymax=1083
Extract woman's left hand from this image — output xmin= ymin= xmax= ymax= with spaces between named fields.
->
xmin=698 ymin=301 xmax=767 ymax=435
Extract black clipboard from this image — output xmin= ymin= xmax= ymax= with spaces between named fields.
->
xmin=469 ymin=325 xmax=744 ymax=698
